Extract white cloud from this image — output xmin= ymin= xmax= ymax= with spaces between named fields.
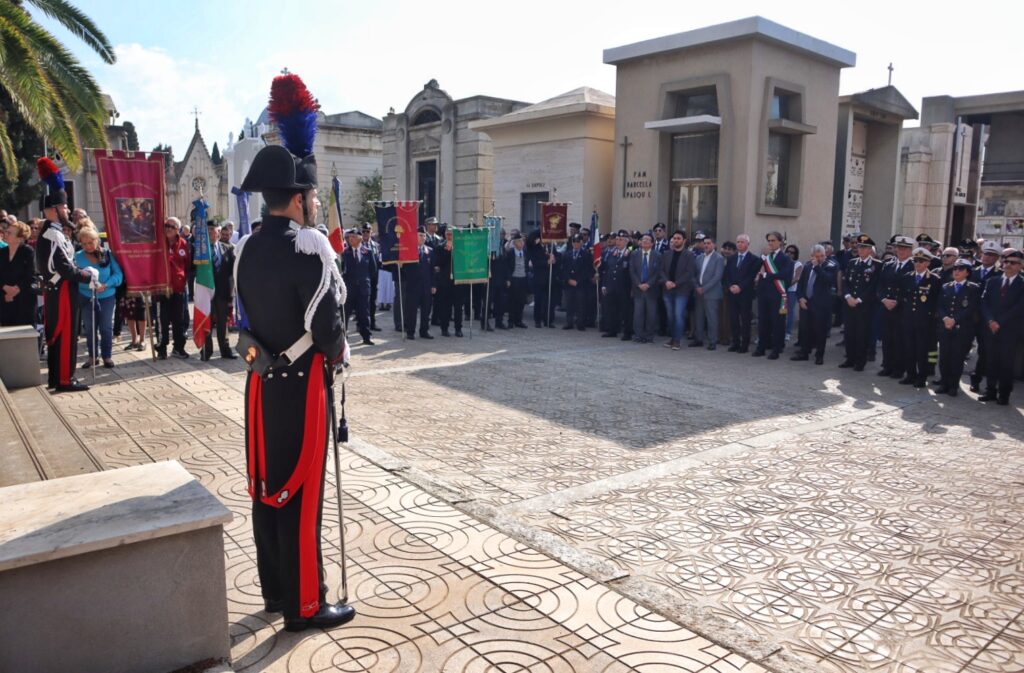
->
xmin=100 ymin=43 xmax=259 ymax=159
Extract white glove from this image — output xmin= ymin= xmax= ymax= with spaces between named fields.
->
xmin=84 ymin=267 xmax=100 ymax=289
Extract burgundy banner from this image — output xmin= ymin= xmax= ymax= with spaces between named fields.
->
xmin=540 ymin=202 xmax=569 ymax=243
xmin=93 ymin=150 xmax=171 ymax=294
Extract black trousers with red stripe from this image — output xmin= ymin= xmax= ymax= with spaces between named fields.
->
xmin=251 ymin=454 xmax=328 ymax=619
xmin=246 ymin=353 xmax=332 ymax=620
xmin=44 ymin=281 xmax=80 ymax=388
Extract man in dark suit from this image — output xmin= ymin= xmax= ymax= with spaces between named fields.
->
xmin=486 ymin=232 xmax=510 ymax=330
xmin=561 ymin=234 xmax=593 ymax=331
xmin=401 ymin=227 xmax=436 ymax=339
xmin=629 ymin=233 xmax=662 ymax=343
xmin=203 ymin=222 xmax=239 ymax=361
xmin=723 ymin=233 xmax=760 ymax=353
xmin=839 ymin=235 xmax=882 ymax=371
xmin=979 ymin=249 xmax=1024 ymax=405
xmin=898 ymin=248 xmax=942 ymax=387
xmin=600 ymin=229 xmax=632 ymax=340
xmin=876 ymin=235 xmax=915 ymax=379
xmin=936 ymin=259 xmax=982 ymax=396
xmin=362 ymin=223 xmax=382 ymax=332
xmin=754 ymin=231 xmax=794 ymax=359
xmin=791 ymin=244 xmax=837 ymax=364
xmin=969 ymin=241 xmax=1003 ymax=392
xmin=504 ymin=233 xmax=530 ymax=328
xmin=342 ymin=228 xmax=374 ymax=345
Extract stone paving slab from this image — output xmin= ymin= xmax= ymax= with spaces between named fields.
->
xmin=42 ymin=336 xmax=771 ymax=673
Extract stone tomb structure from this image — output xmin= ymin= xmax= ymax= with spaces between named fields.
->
xmin=831 ymin=85 xmax=918 ymax=243
xmin=470 ymin=87 xmax=616 ymax=234
xmin=383 ymin=80 xmax=528 ymax=226
xmin=603 ymin=16 xmax=855 ymax=251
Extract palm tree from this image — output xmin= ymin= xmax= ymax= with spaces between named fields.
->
xmin=0 ymin=0 xmax=115 ymax=176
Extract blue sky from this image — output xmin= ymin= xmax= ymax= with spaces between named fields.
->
xmin=33 ymin=0 xmax=1024 ymax=161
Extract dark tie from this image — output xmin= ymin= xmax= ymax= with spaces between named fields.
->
xmin=642 ymin=253 xmax=649 ymax=283
xmin=955 ymin=283 xmax=961 ymax=295
xmin=916 ymin=275 xmax=922 ymax=287
xmin=1002 ymin=279 xmax=1009 ymax=298
xmin=807 ymin=270 xmax=815 ymax=298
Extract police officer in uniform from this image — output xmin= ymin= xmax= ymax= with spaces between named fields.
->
xmin=978 ymin=249 xmax=1024 ymax=405
xmin=876 ymin=235 xmax=915 ymax=379
xmin=233 ymin=73 xmax=354 ymax=631
xmin=969 ymin=241 xmax=1003 ymax=392
xmin=342 ymin=228 xmax=374 ymax=345
xmin=561 ymin=234 xmax=593 ymax=330
xmin=898 ymin=248 xmax=942 ymax=387
xmin=402 ymin=226 xmax=436 ymax=339
xmin=601 ymin=230 xmax=632 ymax=340
xmin=839 ymin=234 xmax=881 ymax=371
xmin=935 ymin=258 xmax=981 ymax=397
xmin=35 ymin=157 xmax=97 ymax=392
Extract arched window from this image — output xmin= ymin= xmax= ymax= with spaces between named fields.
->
xmin=411 ymin=109 xmax=441 ymax=126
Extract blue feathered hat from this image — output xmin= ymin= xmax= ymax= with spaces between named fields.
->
xmin=241 ymin=73 xmax=320 ymax=193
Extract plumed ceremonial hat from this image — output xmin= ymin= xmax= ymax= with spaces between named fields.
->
xmin=37 ymin=158 xmax=67 ymax=208
xmin=241 ymin=74 xmax=320 ymax=193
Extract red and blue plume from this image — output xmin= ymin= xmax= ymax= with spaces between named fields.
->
xmin=36 ymin=157 xmax=64 ymax=192
xmin=268 ymin=73 xmax=319 ymax=157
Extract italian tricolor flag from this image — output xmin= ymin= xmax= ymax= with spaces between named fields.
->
xmin=192 ymin=198 xmax=214 ymax=349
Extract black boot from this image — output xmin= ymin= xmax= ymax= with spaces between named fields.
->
xmin=283 ymin=603 xmax=356 ymax=632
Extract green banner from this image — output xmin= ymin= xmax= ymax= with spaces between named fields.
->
xmin=452 ymin=227 xmax=490 ymax=284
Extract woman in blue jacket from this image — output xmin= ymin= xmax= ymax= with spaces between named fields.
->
xmin=75 ymin=224 xmax=123 ymax=368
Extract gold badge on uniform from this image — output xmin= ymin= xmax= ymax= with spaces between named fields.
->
xmin=920 ymin=295 xmax=927 ymax=303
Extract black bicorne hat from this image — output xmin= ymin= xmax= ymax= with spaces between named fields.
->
xmin=241 ymin=74 xmax=320 ymax=193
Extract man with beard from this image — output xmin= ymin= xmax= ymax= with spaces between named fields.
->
xmin=35 ymin=158 xmax=98 ymax=392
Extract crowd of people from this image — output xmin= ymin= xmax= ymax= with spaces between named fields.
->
xmin=343 ymin=218 xmax=1023 ymax=406
xmin=2 ymin=201 xmax=1021 ymax=404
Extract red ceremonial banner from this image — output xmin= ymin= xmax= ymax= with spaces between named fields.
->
xmin=93 ymin=150 xmax=171 ymax=294
xmin=395 ymin=200 xmax=420 ymax=263
xmin=540 ymin=203 xmax=569 ymax=243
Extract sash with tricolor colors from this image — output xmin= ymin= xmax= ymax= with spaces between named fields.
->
xmin=762 ymin=253 xmax=788 ymax=315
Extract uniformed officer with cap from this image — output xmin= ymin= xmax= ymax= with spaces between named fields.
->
xmin=601 ymin=229 xmax=633 ymax=340
xmin=898 ymin=247 xmax=942 ymax=387
xmin=839 ymin=234 xmax=881 ymax=371
xmin=935 ymin=258 xmax=981 ymax=396
xmin=969 ymin=240 xmax=1004 ymax=391
xmin=876 ymin=235 xmax=915 ymax=379
xmin=234 ymin=73 xmax=354 ymax=631
xmin=978 ymin=249 xmax=1024 ymax=404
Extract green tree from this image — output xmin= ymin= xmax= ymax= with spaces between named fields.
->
xmin=122 ymin=120 xmax=139 ymax=150
xmin=152 ymin=143 xmax=173 ymax=172
xmin=356 ymin=170 xmax=382 ymax=226
xmin=210 ymin=141 xmax=221 ymax=165
xmin=0 ymin=88 xmax=44 ymax=211
xmin=0 ymin=0 xmax=116 ymax=175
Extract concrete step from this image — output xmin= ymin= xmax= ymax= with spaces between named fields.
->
xmin=7 ymin=386 xmax=105 ymax=480
xmin=0 ymin=382 xmax=52 ymax=487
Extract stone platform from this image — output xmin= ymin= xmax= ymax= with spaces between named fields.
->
xmin=34 ymin=323 xmax=1024 ymax=673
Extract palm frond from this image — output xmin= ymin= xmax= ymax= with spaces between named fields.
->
xmin=21 ymin=0 xmax=115 ymax=64
xmin=0 ymin=15 xmax=58 ymax=130
xmin=0 ymin=122 xmax=17 ymax=177
xmin=13 ymin=12 xmax=103 ymax=112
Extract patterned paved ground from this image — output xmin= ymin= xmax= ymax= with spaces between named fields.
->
xmin=46 ymin=321 xmax=1024 ymax=672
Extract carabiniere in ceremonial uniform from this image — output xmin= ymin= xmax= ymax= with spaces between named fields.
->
xmin=234 ymin=73 xmax=355 ymax=632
